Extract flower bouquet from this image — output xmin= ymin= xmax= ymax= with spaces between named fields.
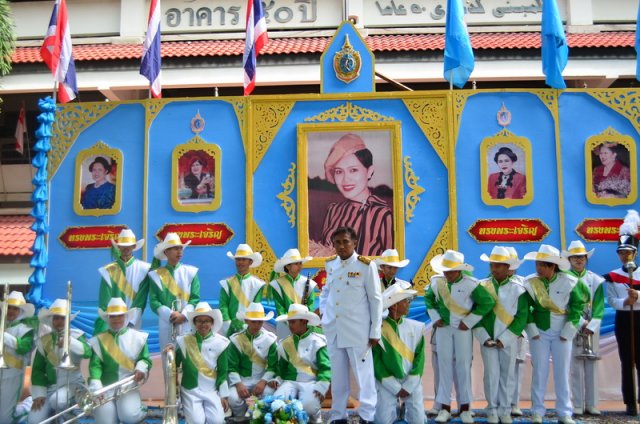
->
xmin=249 ymin=395 xmax=309 ymax=424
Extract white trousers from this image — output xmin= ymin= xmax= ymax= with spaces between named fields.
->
xmin=27 ymin=384 xmax=82 ymax=424
xmin=0 ymin=369 xmax=23 ymax=424
xmin=93 ymin=389 xmax=147 ymax=424
xmin=274 ymin=381 xmax=322 ymax=419
xmin=431 ymin=350 xmax=465 ymax=409
xmin=570 ymin=331 xmax=600 ymax=410
xmin=228 ymin=381 xmax=275 ymax=417
xmin=181 ymin=386 xmax=225 ymax=424
xmin=435 ymin=326 xmax=473 ymax=406
xmin=530 ymin=329 xmax=573 ymax=417
xmin=374 ymin=380 xmax=424 ymax=424
xmin=511 ymin=336 xmax=526 ymax=407
xmin=326 ymin=342 xmax=376 ymax=421
xmin=479 ymin=341 xmax=517 ymax=417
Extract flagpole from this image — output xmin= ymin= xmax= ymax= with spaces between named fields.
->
xmin=23 ymin=102 xmax=34 ymax=184
xmin=449 ymin=70 xmax=453 ymax=90
xmin=52 ymin=81 xmax=58 ymax=103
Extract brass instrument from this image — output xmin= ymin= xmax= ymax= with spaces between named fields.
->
xmin=163 ymin=345 xmax=180 ymax=424
xmin=302 ymin=273 xmax=311 ymax=306
xmin=170 ymin=299 xmax=181 ymax=343
xmin=0 ymin=283 xmax=9 ymax=369
xmin=58 ymin=281 xmax=75 ymax=370
xmin=575 ymin=304 xmax=600 ymax=360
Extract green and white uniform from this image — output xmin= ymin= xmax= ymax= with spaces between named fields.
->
xmin=219 ymin=273 xmax=264 ymax=336
xmin=269 ymin=274 xmax=316 ymax=340
xmin=1 ymin=319 xmax=34 ymax=424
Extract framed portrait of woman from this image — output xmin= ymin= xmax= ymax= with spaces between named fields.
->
xmin=172 ymin=137 xmax=222 ymax=212
xmin=480 ymin=130 xmax=533 ymax=208
xmin=297 ymin=121 xmax=405 ymax=267
xmin=585 ymin=127 xmax=637 ymax=206
xmin=73 ymin=141 xmax=123 ymax=216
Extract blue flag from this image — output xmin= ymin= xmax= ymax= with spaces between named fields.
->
xmin=636 ymin=1 xmax=640 ymax=82
xmin=541 ymin=0 xmax=568 ymax=89
xmin=443 ymin=0 xmax=475 ymax=88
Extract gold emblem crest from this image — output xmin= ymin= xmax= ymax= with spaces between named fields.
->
xmin=333 ymin=35 xmax=362 ymax=84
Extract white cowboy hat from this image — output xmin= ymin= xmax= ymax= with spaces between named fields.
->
xmin=430 ymin=250 xmax=474 ymax=274
xmin=111 ymin=228 xmax=144 ymax=251
xmin=236 ymin=302 xmax=274 ymax=321
xmin=275 ymin=303 xmax=320 ymax=327
xmin=1 ymin=291 xmax=35 ymax=319
xmin=273 ymin=248 xmax=312 ymax=273
xmin=505 ymin=246 xmax=523 ymax=270
xmin=227 ymin=244 xmax=262 ymax=268
xmin=382 ymin=284 xmax=417 ymax=310
xmin=374 ymin=249 xmax=410 ymax=269
xmin=523 ymin=244 xmax=570 ymax=272
xmin=154 ymin=232 xmax=192 ymax=261
xmin=187 ymin=302 xmax=223 ymax=335
xmin=480 ymin=246 xmax=520 ymax=270
xmin=562 ymin=240 xmax=594 ymax=259
xmin=98 ymin=298 xmax=136 ymax=323
xmin=38 ymin=298 xmax=79 ymax=321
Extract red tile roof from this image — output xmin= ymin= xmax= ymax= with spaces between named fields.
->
xmin=12 ymin=31 xmax=635 ymax=64
xmin=0 ymin=215 xmax=34 ymax=256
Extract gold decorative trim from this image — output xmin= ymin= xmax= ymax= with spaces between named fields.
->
xmin=402 ymin=97 xmax=448 ymax=165
xmin=250 ymin=221 xmax=278 ymax=283
xmin=50 ymin=103 xmax=119 ymax=178
xmin=251 ymin=101 xmax=296 ymax=173
xmin=411 ymin=217 xmax=452 ymax=295
xmin=145 ymin=98 xmax=171 ymax=126
xmin=529 ymin=89 xmax=557 ymax=116
xmin=225 ymin=98 xmax=247 ymax=151
xmin=277 ymin=162 xmax=297 ymax=228
xmin=452 ymin=91 xmax=474 ymax=139
xmin=304 ymin=101 xmax=394 ymax=123
xmin=403 ymin=156 xmax=425 ymax=223
xmin=587 ymin=90 xmax=640 ymax=136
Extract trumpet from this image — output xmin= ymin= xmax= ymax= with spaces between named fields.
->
xmin=163 ymin=345 xmax=180 ymax=424
xmin=58 ymin=281 xmax=75 ymax=370
xmin=0 ymin=283 xmax=9 ymax=369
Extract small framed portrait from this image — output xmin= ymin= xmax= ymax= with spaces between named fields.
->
xmin=480 ymin=130 xmax=533 ymax=208
xmin=172 ymin=138 xmax=222 ymax=212
xmin=297 ymin=121 xmax=405 ymax=267
xmin=585 ymin=127 xmax=637 ymax=206
xmin=74 ymin=141 xmax=122 ymax=216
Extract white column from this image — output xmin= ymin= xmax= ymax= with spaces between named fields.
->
xmin=566 ymin=0 xmax=593 ymax=27
xmin=119 ymin=0 xmax=146 ymax=41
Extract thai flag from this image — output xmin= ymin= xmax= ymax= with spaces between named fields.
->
xmin=140 ymin=0 xmax=162 ymax=98
xmin=40 ymin=0 xmax=78 ymax=103
xmin=243 ymin=0 xmax=268 ymax=96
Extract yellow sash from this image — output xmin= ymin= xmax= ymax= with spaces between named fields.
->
xmin=381 ymin=321 xmax=414 ymax=363
xmin=276 ymin=277 xmax=300 ymax=304
xmin=235 ymin=333 xmax=267 ymax=368
xmin=97 ymin=333 xmax=135 ymax=371
xmin=4 ymin=351 xmax=23 ymax=369
xmin=436 ymin=278 xmax=470 ymax=316
xmin=227 ymin=276 xmax=251 ymax=308
xmin=42 ymin=333 xmax=60 ymax=366
xmin=155 ymin=268 xmax=190 ymax=303
xmin=184 ymin=335 xmax=217 ymax=379
xmin=282 ymin=337 xmax=316 ymax=376
xmin=481 ymin=281 xmax=514 ymax=327
xmin=105 ymin=262 xmax=136 ymax=300
xmin=529 ymin=278 xmax=565 ymax=315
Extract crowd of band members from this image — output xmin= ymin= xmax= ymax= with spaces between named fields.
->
xmin=1 ymin=220 xmax=640 ymax=424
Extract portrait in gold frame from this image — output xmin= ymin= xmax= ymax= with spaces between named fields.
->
xmin=297 ymin=121 xmax=405 ymax=267
xmin=73 ymin=141 xmax=123 ymax=216
xmin=171 ymin=137 xmax=222 ymax=213
xmin=585 ymin=127 xmax=637 ymax=206
xmin=480 ymin=129 xmax=534 ymax=208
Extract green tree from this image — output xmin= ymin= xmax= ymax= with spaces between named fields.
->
xmin=0 ymin=0 xmax=16 ymax=112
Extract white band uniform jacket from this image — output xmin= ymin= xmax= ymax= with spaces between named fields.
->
xmin=320 ymin=252 xmax=383 ymax=348
xmin=426 ymin=275 xmax=489 ymax=329
xmin=1 ymin=321 xmax=34 ymax=424
xmin=605 ymin=267 xmax=640 ymax=311
xmin=98 ymin=258 xmax=151 ymax=328
xmin=275 ymin=330 xmax=331 ymax=396
xmin=219 ymin=274 xmax=265 ymax=335
xmin=228 ymin=329 xmax=278 ymax=386
xmin=176 ymin=332 xmax=231 ymax=396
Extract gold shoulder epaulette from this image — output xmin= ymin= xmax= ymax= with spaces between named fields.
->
xmin=325 ymin=255 xmax=337 ymax=262
xmin=357 ymin=255 xmax=371 ymax=265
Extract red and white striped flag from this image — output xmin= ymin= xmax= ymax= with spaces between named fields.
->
xmin=243 ymin=0 xmax=268 ymax=96
xmin=140 ymin=0 xmax=162 ymax=98
xmin=14 ymin=105 xmax=26 ymax=155
xmin=40 ymin=0 xmax=78 ymax=103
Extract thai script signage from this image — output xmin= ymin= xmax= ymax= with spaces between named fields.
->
xmin=58 ymin=225 xmax=127 ymax=249
xmin=575 ymin=218 xmax=623 ymax=242
xmin=468 ymin=219 xmax=550 ymax=243
xmin=155 ymin=223 xmax=234 ymax=246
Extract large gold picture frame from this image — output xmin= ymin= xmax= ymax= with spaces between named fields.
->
xmin=297 ymin=121 xmax=404 ymax=267
xmin=73 ymin=141 xmax=123 ymax=216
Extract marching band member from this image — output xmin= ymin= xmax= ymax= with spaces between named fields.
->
xmin=604 ymin=211 xmax=640 ymax=416
xmin=424 ymin=249 xmax=495 ymax=424
xmin=0 ymin=291 xmax=34 ymax=424
xmin=274 ymin=304 xmax=331 ymax=424
xmin=563 ymin=240 xmax=605 ymax=416
xmin=523 ymin=245 xmax=585 ymax=424
xmin=219 ymin=243 xmax=265 ymax=336
xmin=374 ymin=248 xmax=412 ymax=291
xmin=474 ymin=246 xmax=529 ymax=424
xmin=269 ymin=248 xmax=316 ymax=340
xmin=28 ymin=298 xmax=92 ymax=424
xmin=505 ymin=246 xmax=527 ymax=417
xmin=373 ymin=285 xmax=425 ymax=424
xmin=319 ymin=226 xmax=382 ymax=424
xmin=228 ymin=302 xmax=278 ymax=417
xmin=174 ymin=302 xmax=230 ymax=424
xmin=89 ymin=298 xmax=151 ymax=424
xmin=149 ymin=232 xmax=200 ymax=349
xmin=95 ymin=229 xmax=150 ymax=333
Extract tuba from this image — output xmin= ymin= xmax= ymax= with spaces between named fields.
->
xmin=58 ymin=281 xmax=76 ymax=370
xmin=163 ymin=345 xmax=180 ymax=424
xmin=575 ymin=304 xmax=600 ymax=360
xmin=0 ymin=283 xmax=9 ymax=369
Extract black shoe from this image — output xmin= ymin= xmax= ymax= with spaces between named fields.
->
xmin=626 ymin=404 xmax=638 ymax=416
xmin=331 ymin=420 xmax=349 ymax=424
xmin=358 ymin=417 xmax=374 ymax=424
